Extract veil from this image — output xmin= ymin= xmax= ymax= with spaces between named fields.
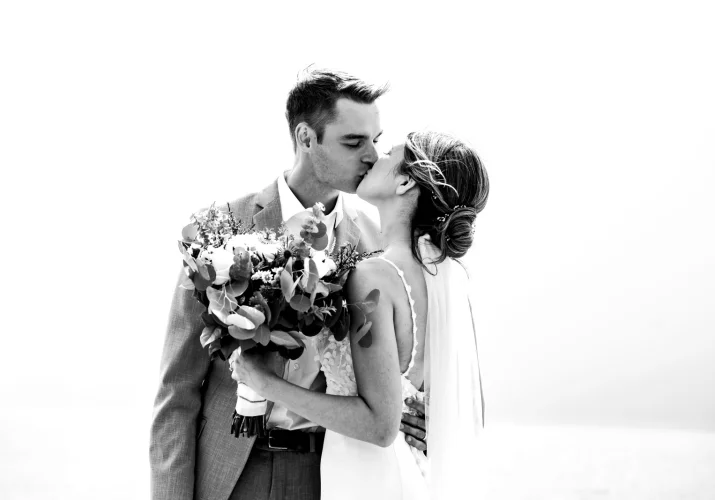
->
xmin=419 ymin=235 xmax=486 ymax=499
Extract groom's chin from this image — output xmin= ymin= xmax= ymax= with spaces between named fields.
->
xmin=341 ymin=178 xmax=361 ymax=195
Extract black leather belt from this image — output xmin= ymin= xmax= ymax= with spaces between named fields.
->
xmin=254 ymin=429 xmax=325 ymax=453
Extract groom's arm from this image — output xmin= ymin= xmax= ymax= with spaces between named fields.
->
xmin=150 ymin=270 xmax=210 ymax=500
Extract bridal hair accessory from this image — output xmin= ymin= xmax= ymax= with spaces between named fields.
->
xmin=435 ymin=205 xmax=469 ymax=223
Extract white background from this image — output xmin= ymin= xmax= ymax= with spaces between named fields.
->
xmin=1 ymin=1 xmax=714 ymax=498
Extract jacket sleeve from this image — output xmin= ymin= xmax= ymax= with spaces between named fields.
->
xmin=150 ymin=269 xmax=210 ymax=500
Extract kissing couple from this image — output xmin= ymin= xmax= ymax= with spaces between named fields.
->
xmin=151 ymin=68 xmax=489 ymax=500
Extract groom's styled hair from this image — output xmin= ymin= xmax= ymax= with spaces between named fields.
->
xmin=286 ymin=67 xmax=389 ymax=151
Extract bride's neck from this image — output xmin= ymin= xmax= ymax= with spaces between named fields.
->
xmin=377 ymin=204 xmax=413 ymax=253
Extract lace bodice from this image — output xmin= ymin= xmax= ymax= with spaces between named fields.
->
xmin=314 ymin=257 xmax=421 ymax=403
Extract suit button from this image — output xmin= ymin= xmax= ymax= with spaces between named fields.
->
xmin=293 ymin=363 xmax=300 ymax=370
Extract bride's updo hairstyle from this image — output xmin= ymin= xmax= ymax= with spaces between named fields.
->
xmin=397 ymin=131 xmax=489 ymax=265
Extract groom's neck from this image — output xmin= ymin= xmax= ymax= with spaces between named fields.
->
xmin=286 ymin=163 xmax=340 ymax=214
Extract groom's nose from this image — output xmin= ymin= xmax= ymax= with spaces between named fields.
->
xmin=362 ymin=143 xmax=378 ymax=166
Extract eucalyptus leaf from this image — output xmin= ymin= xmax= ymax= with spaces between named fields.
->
xmin=306 ymin=258 xmax=319 ymax=292
xmin=290 ymin=294 xmax=312 ymax=313
xmin=312 ymin=234 xmax=329 ymax=251
xmin=332 ymin=308 xmax=350 ymax=341
xmin=181 ymin=223 xmax=199 ymax=241
xmin=239 ymin=338 xmax=257 ymax=352
xmin=220 ymin=336 xmax=241 ymax=360
xmin=200 ymin=326 xmax=222 ymax=348
xmin=313 ymin=281 xmax=330 ymax=298
xmin=228 ymin=325 xmax=255 ymax=340
xmin=353 ymin=321 xmax=372 ymax=346
xmin=207 ymin=287 xmax=238 ymax=321
xmin=302 ymin=319 xmax=324 ymax=337
xmin=277 ymin=315 xmax=298 ymax=330
xmin=179 ymin=244 xmax=198 ymax=272
xmin=281 ymin=270 xmax=299 ymax=301
xmin=270 ymin=330 xmax=302 ymax=348
xmin=201 ymin=311 xmax=217 ymax=327
xmin=268 ymin=298 xmax=283 ymax=329
xmin=314 ymin=221 xmax=327 ymax=239
xmin=196 ymin=259 xmax=216 ymax=282
xmin=254 ymin=324 xmax=271 ymax=346
xmin=236 ymin=306 xmax=266 ymax=329
xmin=226 ymin=280 xmax=248 ymax=297
xmin=360 ymin=289 xmax=381 ymax=314
xmin=226 ymin=313 xmax=255 ymax=330
xmin=253 ymin=292 xmax=271 ymax=326
xmin=357 ymin=330 xmax=373 ymax=348
xmin=193 ymin=273 xmax=213 ymax=292
xmin=281 ymin=345 xmax=305 ymax=360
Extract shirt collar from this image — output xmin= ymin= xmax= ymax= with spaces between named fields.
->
xmin=277 ymin=172 xmax=344 ymax=229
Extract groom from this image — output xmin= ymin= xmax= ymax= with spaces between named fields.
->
xmin=150 ymin=68 xmax=428 ymax=500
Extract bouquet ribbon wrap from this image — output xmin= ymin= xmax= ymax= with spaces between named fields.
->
xmin=229 ymin=349 xmax=268 ymax=438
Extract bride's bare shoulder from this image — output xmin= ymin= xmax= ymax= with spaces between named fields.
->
xmin=345 ymin=258 xmax=400 ymax=302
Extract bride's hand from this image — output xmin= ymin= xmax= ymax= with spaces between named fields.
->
xmin=229 ymin=348 xmax=275 ymax=392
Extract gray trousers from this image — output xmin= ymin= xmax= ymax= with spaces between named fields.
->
xmin=228 ymin=446 xmax=321 ymax=500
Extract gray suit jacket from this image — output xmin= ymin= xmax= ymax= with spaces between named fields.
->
xmin=150 ymin=180 xmax=381 ymax=500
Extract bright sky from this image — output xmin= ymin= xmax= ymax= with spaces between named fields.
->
xmin=2 ymin=0 xmax=714 ymax=433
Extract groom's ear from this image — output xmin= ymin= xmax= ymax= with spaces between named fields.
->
xmin=395 ymin=175 xmax=417 ymax=196
xmin=295 ymin=123 xmax=315 ymax=153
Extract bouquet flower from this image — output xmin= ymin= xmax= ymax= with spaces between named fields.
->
xmin=178 ymin=202 xmax=381 ymax=437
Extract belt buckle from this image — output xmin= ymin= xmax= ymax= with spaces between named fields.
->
xmin=267 ymin=431 xmax=289 ymax=451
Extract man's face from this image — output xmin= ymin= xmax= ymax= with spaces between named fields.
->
xmin=310 ymin=98 xmax=382 ymax=194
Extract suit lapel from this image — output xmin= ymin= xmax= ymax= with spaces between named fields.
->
xmin=250 ymin=180 xmax=288 ymax=421
xmin=251 ymin=181 xmax=283 ymax=231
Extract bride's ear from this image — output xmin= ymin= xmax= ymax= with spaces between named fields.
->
xmin=395 ymin=175 xmax=417 ymax=196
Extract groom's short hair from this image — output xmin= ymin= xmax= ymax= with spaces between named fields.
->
xmin=286 ymin=68 xmax=388 ymax=151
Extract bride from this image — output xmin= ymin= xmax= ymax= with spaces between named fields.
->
xmin=231 ymin=130 xmax=489 ymax=499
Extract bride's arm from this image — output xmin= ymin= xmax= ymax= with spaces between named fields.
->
xmin=231 ymin=262 xmax=404 ymax=447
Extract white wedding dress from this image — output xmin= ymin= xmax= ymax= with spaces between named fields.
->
xmin=315 ymin=236 xmax=485 ymax=500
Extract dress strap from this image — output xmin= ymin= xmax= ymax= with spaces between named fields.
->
xmin=379 ymin=256 xmax=419 ymax=378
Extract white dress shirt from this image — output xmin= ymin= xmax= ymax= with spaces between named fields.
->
xmin=267 ymin=172 xmax=344 ymax=430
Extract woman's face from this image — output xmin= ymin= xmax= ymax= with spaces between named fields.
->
xmin=356 ymin=142 xmax=405 ymax=204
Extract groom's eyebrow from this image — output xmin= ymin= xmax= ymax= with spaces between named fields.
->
xmin=340 ymin=130 xmax=384 ymax=141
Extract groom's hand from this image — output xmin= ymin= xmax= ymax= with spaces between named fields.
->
xmin=401 ymin=397 xmax=428 ymax=454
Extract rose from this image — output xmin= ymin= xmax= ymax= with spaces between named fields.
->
xmin=312 ymin=250 xmax=337 ymax=278
xmin=200 ymin=246 xmax=235 ymax=285
xmin=227 ymin=235 xmax=279 ymax=263
xmin=226 ymin=234 xmax=261 ymax=252
xmin=253 ymin=242 xmax=279 ymax=263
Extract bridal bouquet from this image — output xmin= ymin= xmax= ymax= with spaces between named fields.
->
xmin=178 ymin=202 xmax=380 ymax=437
